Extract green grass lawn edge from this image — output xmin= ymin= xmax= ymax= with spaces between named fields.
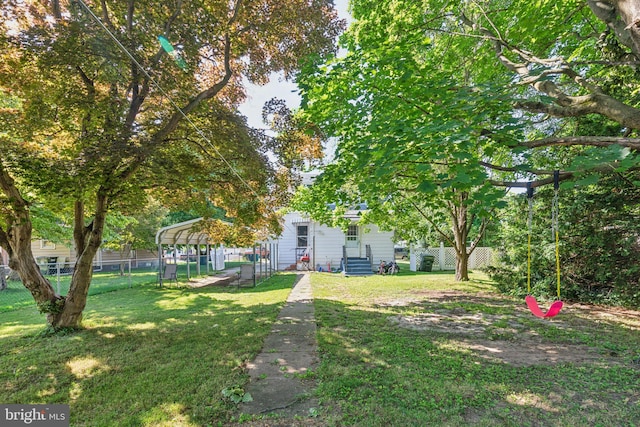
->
xmin=0 ymin=273 xmax=297 ymax=426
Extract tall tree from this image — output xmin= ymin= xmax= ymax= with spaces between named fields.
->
xmin=297 ymin=0 xmax=640 ymax=280
xmin=0 ymin=0 xmax=344 ymax=329
xmin=297 ymin=0 xmax=514 ymax=280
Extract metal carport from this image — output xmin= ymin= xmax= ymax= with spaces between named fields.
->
xmin=155 ymin=218 xmax=225 ymax=286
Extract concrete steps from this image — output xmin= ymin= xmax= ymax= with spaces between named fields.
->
xmin=344 ymin=257 xmax=373 ymax=276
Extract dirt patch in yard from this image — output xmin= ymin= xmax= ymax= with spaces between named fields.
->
xmin=385 ymin=290 xmax=639 ymax=367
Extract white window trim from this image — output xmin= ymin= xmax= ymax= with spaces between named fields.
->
xmin=296 ymin=224 xmax=309 ymax=248
xmin=345 ymin=225 xmax=359 ymax=248
xmin=40 ymin=240 xmax=56 ymax=250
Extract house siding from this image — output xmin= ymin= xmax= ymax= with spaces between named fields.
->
xmin=276 ymin=212 xmax=395 ymax=271
xmin=31 ymin=240 xmax=73 ymax=263
xmin=27 ymin=241 xmax=161 ymax=270
xmin=310 ymin=222 xmax=347 ymax=271
xmin=277 ymin=212 xmax=305 ymax=269
xmin=360 ymin=224 xmax=395 ymax=265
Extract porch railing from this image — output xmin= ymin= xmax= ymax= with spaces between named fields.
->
xmin=342 ymin=245 xmax=348 ymax=272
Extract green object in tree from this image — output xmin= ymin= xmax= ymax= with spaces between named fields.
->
xmin=158 ymin=35 xmax=187 ymax=70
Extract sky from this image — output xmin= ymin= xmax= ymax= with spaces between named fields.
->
xmin=237 ymin=0 xmax=350 ymax=130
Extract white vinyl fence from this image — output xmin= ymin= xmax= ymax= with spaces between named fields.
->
xmin=409 ymin=244 xmax=496 ymax=271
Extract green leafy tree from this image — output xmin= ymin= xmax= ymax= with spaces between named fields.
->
xmin=101 ymin=200 xmax=169 ymax=275
xmin=297 ymin=0 xmax=516 ymax=280
xmin=297 ymin=0 xmax=640 ymax=280
xmin=559 ymin=175 xmax=640 ymax=306
xmin=489 ymin=174 xmax=640 ymax=306
xmin=0 ymin=0 xmax=344 ymax=329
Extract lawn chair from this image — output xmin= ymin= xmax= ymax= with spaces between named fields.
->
xmin=299 ymin=252 xmax=310 ymax=271
xmin=160 ymin=263 xmax=178 ymax=286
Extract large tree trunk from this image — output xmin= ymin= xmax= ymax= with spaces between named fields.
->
xmin=450 ymin=191 xmax=471 ymax=281
xmin=0 ymin=162 xmax=63 ymax=324
xmin=9 ymin=234 xmax=63 ymax=324
xmin=1 ymin=159 xmax=109 ymax=330
xmin=50 ymin=196 xmax=109 ymax=329
xmin=455 ymin=250 xmax=470 ymax=282
xmin=51 ymin=256 xmax=95 ymax=328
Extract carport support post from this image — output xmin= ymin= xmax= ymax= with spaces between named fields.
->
xmin=253 ymin=245 xmax=257 ymax=287
xmin=195 ymin=244 xmax=199 ymax=276
xmin=259 ymin=244 xmax=263 ymax=282
xmin=196 ymin=243 xmax=201 ymax=276
xmin=273 ymin=243 xmax=277 ymax=275
xmin=206 ymin=244 xmax=211 ymax=274
xmin=187 ymin=243 xmax=191 ymax=279
xmin=158 ymin=243 xmax=163 ymax=287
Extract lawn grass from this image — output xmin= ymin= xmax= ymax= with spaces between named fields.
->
xmin=3 ymin=268 xmax=639 ymax=426
xmin=0 ymin=269 xmax=161 ymax=313
xmin=0 ymin=273 xmax=297 ymax=426
xmin=0 ymin=261 xmax=254 ymax=313
xmin=311 ymin=270 xmax=640 ymax=426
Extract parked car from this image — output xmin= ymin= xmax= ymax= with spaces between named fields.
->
xmin=244 ymin=248 xmax=270 ymax=261
xmin=394 ymin=247 xmax=408 ymax=260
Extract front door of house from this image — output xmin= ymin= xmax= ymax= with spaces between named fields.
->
xmin=296 ymin=223 xmax=309 ymax=250
xmin=345 ymin=224 xmax=360 ymax=257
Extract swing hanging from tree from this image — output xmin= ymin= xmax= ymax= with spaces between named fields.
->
xmin=524 ymin=171 xmax=564 ymax=319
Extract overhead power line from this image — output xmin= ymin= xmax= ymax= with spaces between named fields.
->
xmin=75 ymin=0 xmax=261 ymax=198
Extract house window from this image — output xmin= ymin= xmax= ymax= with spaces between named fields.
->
xmin=297 ymin=225 xmax=308 ymax=248
xmin=40 ymin=240 xmax=56 ymax=250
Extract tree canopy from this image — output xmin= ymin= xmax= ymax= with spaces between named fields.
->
xmin=0 ymin=0 xmax=345 ymax=329
xmin=296 ymin=0 xmax=640 ymax=280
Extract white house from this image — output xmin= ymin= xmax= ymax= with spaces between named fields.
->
xmin=275 ymin=210 xmax=395 ymax=275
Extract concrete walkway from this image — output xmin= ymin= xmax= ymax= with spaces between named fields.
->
xmin=239 ymin=273 xmax=320 ymax=418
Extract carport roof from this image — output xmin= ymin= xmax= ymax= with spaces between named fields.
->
xmin=155 ymin=217 xmax=215 ymax=245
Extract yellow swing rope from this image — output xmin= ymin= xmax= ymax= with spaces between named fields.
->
xmin=527 ymin=186 xmax=533 ymax=294
xmin=527 ymin=231 xmax=532 ymax=294
xmin=555 ymin=228 xmax=561 ymax=298
xmin=526 ymin=176 xmax=562 ymax=299
xmin=552 ymin=176 xmax=562 ymax=299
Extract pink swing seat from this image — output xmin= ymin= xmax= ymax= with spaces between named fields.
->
xmin=525 ymin=295 xmax=563 ymax=318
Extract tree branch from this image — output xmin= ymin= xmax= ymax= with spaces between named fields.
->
xmin=124 ymin=0 xmax=183 ymax=132
xmin=483 ymin=158 xmax=639 ymax=188
xmin=460 ymin=10 xmax=640 ymax=130
xmin=488 ymin=172 xmax=573 ymax=189
xmin=100 ymin=0 xmax=116 ymax=30
xmin=400 ymin=192 xmax=456 ymax=247
xmin=75 ymin=66 xmax=95 ymax=138
xmin=587 ymin=0 xmax=640 ymax=59
xmin=469 ymin=216 xmax=490 ymax=253
xmin=153 ymin=33 xmax=234 ymax=144
xmin=520 ymin=136 xmax=640 ymax=150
